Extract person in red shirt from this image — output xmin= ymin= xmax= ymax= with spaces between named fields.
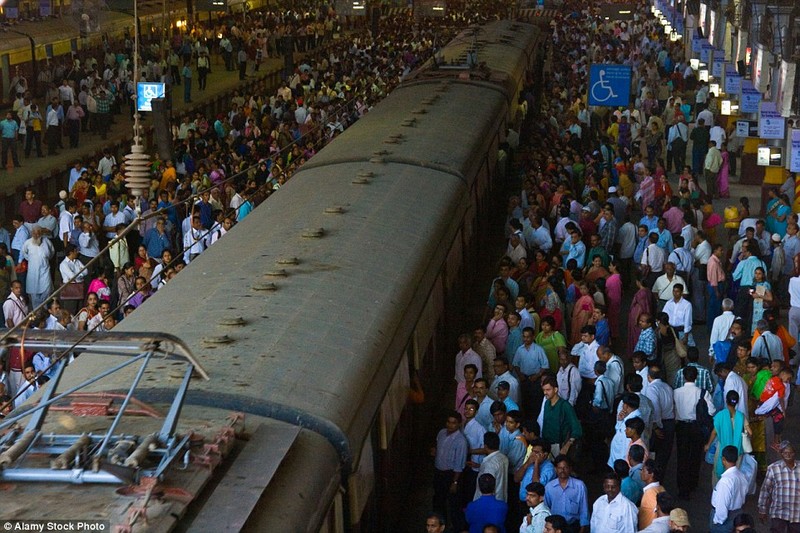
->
xmin=18 ymin=189 xmax=42 ymax=225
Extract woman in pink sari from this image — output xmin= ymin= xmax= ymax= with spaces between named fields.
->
xmin=717 ymin=142 xmax=731 ymax=198
xmin=627 ymin=276 xmax=654 ymax=356
xmin=570 ymin=282 xmax=595 ymax=345
xmin=606 ymin=259 xmax=623 ymax=341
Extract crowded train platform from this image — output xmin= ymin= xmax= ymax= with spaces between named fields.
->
xmin=0 ymin=0 xmax=799 ymax=532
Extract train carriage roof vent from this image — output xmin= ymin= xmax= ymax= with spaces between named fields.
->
xmin=411 ymin=108 xmax=428 ymax=115
xmin=369 ymin=157 xmax=386 ymax=164
xmin=352 ymin=176 xmax=371 ymax=184
xmin=401 ymin=118 xmax=417 ymax=127
xmin=264 ymin=269 xmax=288 ymax=277
xmin=372 ymin=150 xmax=391 ymax=156
xmin=357 ymin=170 xmax=375 ymax=177
xmin=252 ymin=282 xmax=278 ymax=291
xmin=324 ymin=206 xmax=346 ymax=214
xmin=276 ymin=257 xmax=300 ymax=266
xmin=203 ymin=335 xmax=235 ymax=345
xmin=218 ymin=316 xmax=246 ymax=326
xmin=421 ymin=96 xmax=439 ymax=105
xmin=302 ymin=228 xmax=325 ymax=238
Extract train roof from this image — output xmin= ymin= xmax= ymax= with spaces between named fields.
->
xmin=302 ymin=80 xmax=508 ymax=184
xmin=404 ymin=19 xmax=539 ymax=99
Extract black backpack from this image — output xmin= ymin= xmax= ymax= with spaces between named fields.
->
xmin=696 ymin=391 xmax=713 ymax=440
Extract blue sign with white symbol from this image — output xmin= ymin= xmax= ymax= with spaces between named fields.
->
xmin=136 ymin=82 xmax=165 ymax=112
xmin=587 ymin=64 xmax=631 ymax=108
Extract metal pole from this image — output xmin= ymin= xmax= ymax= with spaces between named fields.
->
xmin=0 ymin=469 xmax=123 ymax=484
xmin=93 ymin=351 xmax=154 ymax=459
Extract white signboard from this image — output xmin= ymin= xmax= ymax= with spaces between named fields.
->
xmin=776 ymin=60 xmax=797 ymax=118
xmin=752 ymin=44 xmax=772 ymax=93
xmin=759 ymin=101 xmax=786 ymax=140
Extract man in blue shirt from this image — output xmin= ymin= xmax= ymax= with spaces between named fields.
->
xmin=143 ymin=218 xmax=173 ymax=259
xmin=562 ymin=231 xmax=586 ymax=269
xmin=517 ymin=439 xmax=556 ymax=502
xmin=465 ymin=473 xmax=508 ymax=533
xmin=0 ymin=111 xmax=21 ymax=169
xmin=433 ymin=411 xmax=468 ymax=530
xmin=513 ymin=327 xmax=549 ymax=414
xmin=544 ymin=455 xmax=590 ymax=532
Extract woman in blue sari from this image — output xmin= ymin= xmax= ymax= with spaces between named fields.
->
xmin=765 ymin=188 xmax=791 ymax=236
xmin=704 ymin=390 xmax=751 ymax=484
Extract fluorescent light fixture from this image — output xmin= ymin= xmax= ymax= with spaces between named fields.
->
xmin=619 ymin=10 xmax=631 ymax=14
xmin=432 ymin=5 xmax=444 ymax=10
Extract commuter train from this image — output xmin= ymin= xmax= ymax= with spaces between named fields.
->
xmin=0 ymin=19 xmax=541 ymax=532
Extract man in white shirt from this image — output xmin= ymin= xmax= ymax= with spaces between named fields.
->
xmin=598 ymin=346 xmax=624 ymax=397
xmin=474 ymin=432 xmax=508 ymax=502
xmin=520 ymin=482 xmax=550 ymax=533
xmin=652 ymin=263 xmax=688 ymax=309
xmin=490 ymin=357 xmax=519 ymax=404
xmin=572 ymin=325 xmax=600 ymax=381
xmin=58 ymin=199 xmax=77 ymax=248
xmin=715 ymin=363 xmax=749 ymax=419
xmin=3 ymin=280 xmax=28 ymax=328
xmin=589 ymin=473 xmax=638 ymax=533
xmin=663 ymin=284 xmax=693 ymax=345
xmin=691 ymin=231 xmax=713 ymax=322
xmin=709 ymin=299 xmax=736 ymax=361
xmin=674 ymin=366 xmax=716 ymax=499
xmin=556 ymin=348 xmax=581 ymax=406
xmin=454 ymin=334 xmax=483 ymax=384
xmin=182 ymin=215 xmax=207 ymax=264
xmin=641 ymin=233 xmax=667 ymax=285
xmin=14 ymin=365 xmax=39 ymax=409
xmin=645 ymin=364 xmax=676 ymax=472
xmin=710 ymin=446 xmax=748 ymax=532
xmin=709 ymin=123 xmax=727 ymax=148
xmin=59 ymin=244 xmax=86 ymax=284
xmin=102 ymin=202 xmax=126 ymax=239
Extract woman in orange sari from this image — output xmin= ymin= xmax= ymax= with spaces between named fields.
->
xmin=570 ymin=282 xmax=595 ymax=345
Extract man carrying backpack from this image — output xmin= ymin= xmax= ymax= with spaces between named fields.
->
xmin=673 ymin=365 xmax=716 ymax=499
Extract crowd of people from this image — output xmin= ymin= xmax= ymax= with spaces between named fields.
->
xmin=427 ymin=2 xmax=800 ymax=533
xmin=0 ymin=3 xmax=513 ymax=410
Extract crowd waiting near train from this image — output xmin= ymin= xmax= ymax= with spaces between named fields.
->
xmin=0 ymin=2 xmax=516 ymax=411
xmin=424 ymin=3 xmax=800 ymax=533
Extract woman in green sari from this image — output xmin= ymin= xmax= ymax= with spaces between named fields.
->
xmin=704 ymin=390 xmax=751 ymax=484
xmin=747 ymin=357 xmax=771 ymax=470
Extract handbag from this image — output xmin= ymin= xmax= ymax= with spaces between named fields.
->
xmin=61 ymin=282 xmax=86 ymax=301
xmin=741 ymin=431 xmax=753 ymax=454
xmin=671 ymin=327 xmax=688 ymax=358
xmin=14 ymin=259 xmax=27 ymax=274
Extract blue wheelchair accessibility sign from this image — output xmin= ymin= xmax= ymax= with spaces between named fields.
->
xmin=587 ymin=64 xmax=632 ymax=107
